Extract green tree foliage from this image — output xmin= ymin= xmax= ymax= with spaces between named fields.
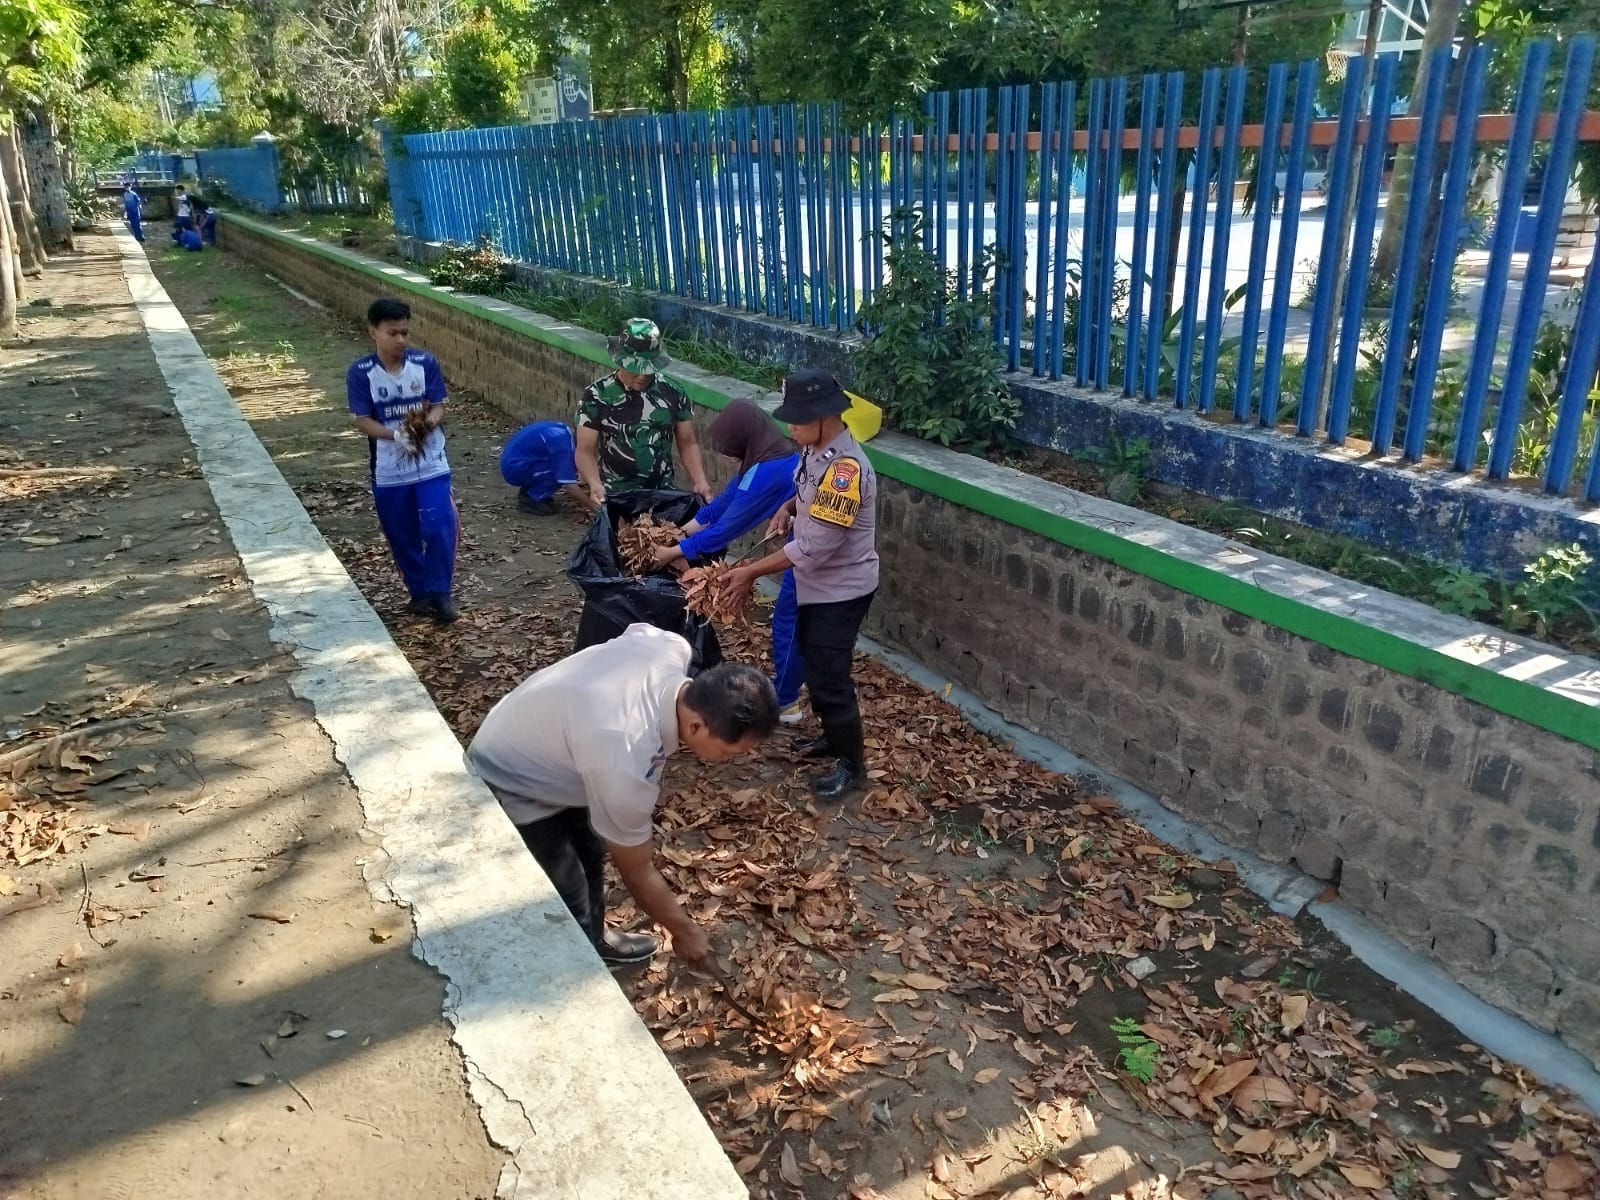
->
xmin=440 ymin=8 xmax=523 ymax=129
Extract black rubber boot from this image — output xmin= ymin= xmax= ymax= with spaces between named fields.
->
xmin=811 ymin=758 xmax=868 ymax=803
xmin=809 ymin=716 xmax=866 ymax=802
xmin=791 ymin=734 xmax=834 ymax=758
xmin=432 ymin=593 xmax=461 ymax=624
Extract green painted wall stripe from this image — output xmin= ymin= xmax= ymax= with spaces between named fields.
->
xmin=223 ymin=215 xmax=1600 ymax=754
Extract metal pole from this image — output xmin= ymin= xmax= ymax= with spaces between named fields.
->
xmin=1314 ymin=0 xmax=1384 ymax=436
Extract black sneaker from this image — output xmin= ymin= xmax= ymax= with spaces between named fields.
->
xmin=599 ymin=927 xmax=660 ymax=964
xmin=405 ymin=595 xmax=433 ymax=617
xmin=517 ymin=494 xmax=558 ymax=516
xmin=431 ymin=593 xmax=460 ymax=624
xmin=811 ymin=760 xmax=868 ymax=803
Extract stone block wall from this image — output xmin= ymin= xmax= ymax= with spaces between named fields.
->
xmin=869 ymin=484 xmax=1600 ymax=1060
xmin=219 ymin=217 xmax=1600 ymax=1068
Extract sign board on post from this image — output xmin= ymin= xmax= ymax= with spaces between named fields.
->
xmin=556 ymin=57 xmax=592 ymax=122
xmin=521 ymin=77 xmax=558 ymax=125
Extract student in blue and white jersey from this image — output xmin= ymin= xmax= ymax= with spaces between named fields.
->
xmin=347 ymin=296 xmax=461 ymax=623
xmin=649 ymin=398 xmax=805 ymax=724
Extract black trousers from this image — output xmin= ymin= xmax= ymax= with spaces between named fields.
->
xmin=518 ymin=807 xmax=605 ymax=947
xmin=796 ymin=591 xmax=875 ymax=767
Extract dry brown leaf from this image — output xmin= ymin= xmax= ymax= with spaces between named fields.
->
xmin=1233 ymin=1075 xmax=1297 ymax=1108
xmin=1338 ymin=1163 xmax=1386 ymax=1190
xmin=247 ymin=909 xmax=295 ymax=924
xmin=0 ymin=873 xmax=17 ymax=896
xmin=1546 ymin=1155 xmax=1590 ymax=1191
xmin=1415 ymin=1145 xmax=1461 ymax=1170
xmin=900 ymin=972 xmax=948 ymax=991
xmin=1499 ymin=1139 xmax=1541 ymax=1164
xmin=1281 ymin=993 xmax=1309 ymax=1034
xmin=946 ymin=1049 xmax=964 ymax=1073
xmin=873 ymin=988 xmax=920 ymax=1004
xmin=210 ymin=627 xmax=232 ymax=642
xmin=931 ymin=1152 xmax=953 ymax=1183
xmin=58 ymin=941 xmax=87 ymax=969
xmin=1289 ymin=1149 xmax=1328 ymax=1178
xmin=1148 ymin=892 xmax=1194 ymax=909
xmin=973 ymin=1068 xmax=1002 ymax=1085
xmin=58 ymin=977 xmax=87 ymax=1024
xmin=107 ymin=819 xmax=152 ymax=840
xmin=779 ymin=1142 xmax=803 ymax=1187
xmin=1199 ymin=1058 xmax=1258 ymax=1102
xmin=1231 ymin=1129 xmax=1275 ymax=1156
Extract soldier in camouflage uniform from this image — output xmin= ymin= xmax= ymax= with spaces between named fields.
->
xmin=575 ymin=318 xmax=713 ymax=503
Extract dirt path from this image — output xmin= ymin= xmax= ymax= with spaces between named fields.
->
xmin=144 ymin=233 xmax=1600 ymax=1200
xmin=0 ymin=235 xmax=503 ymax=1199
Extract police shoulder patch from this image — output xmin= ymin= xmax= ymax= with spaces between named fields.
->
xmin=809 ymin=456 xmax=862 ymax=528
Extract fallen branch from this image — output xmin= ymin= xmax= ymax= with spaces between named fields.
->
xmin=0 ymin=465 xmax=121 ymax=479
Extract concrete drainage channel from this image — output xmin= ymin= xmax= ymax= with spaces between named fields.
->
xmin=118 ymin=229 xmax=746 ymax=1198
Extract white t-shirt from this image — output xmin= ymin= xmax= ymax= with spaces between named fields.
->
xmin=346 ymin=349 xmax=450 ymax=488
xmin=465 ymin=624 xmax=690 ymax=847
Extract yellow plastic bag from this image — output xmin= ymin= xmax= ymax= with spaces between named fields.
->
xmin=841 ymin=390 xmax=883 ymax=443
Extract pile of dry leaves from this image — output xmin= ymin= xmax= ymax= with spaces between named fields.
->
xmin=1 ymin=690 xmax=162 ymax=878
xmin=617 ymin=513 xmax=681 ymax=576
xmin=309 ymin=494 xmax=1600 ymax=1200
xmin=682 ymin=563 xmax=752 ymax=626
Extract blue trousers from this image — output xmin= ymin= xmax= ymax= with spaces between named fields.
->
xmin=373 ymin=474 xmax=458 ymax=598
xmin=125 ymin=212 xmax=144 ymax=242
xmin=771 ymin=568 xmax=803 ymax=707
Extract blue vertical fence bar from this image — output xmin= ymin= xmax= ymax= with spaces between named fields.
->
xmin=1404 ymin=46 xmax=1490 ymax=461
xmin=1373 ymin=47 xmax=1452 ymax=453
xmin=1327 ymin=52 xmax=1398 ymax=446
xmin=736 ymin=109 xmax=761 ymax=311
xmin=1454 ymin=41 xmax=1551 ymax=471
xmin=1006 ymin=85 xmax=1030 ymax=371
xmin=1234 ymin=61 xmax=1288 ymax=422
xmin=1297 ymin=54 xmax=1370 ymax=437
xmin=1175 ymin=68 xmax=1222 ymax=410
xmin=955 ymin=91 xmax=973 ymax=301
xmin=781 ymin=106 xmax=805 ymax=321
xmin=934 ymin=92 xmax=951 ymax=290
xmin=756 ymin=106 xmax=780 ymax=316
xmin=994 ymin=87 xmax=1012 ymax=349
xmin=1198 ymin=64 xmax=1246 ymax=414
xmin=1549 ymin=242 xmax=1600 ymax=494
xmin=1033 ymin=82 xmax=1059 ymax=377
xmin=1490 ymin=36 xmax=1596 ymax=480
xmin=1124 ymin=73 xmax=1160 ymax=398
xmin=1049 ymin=83 xmax=1077 ymax=382
xmin=1094 ymin=77 xmax=1126 ymax=390
xmin=1078 ymin=79 xmax=1106 ymax=385
xmin=1259 ymin=61 xmax=1317 ymax=427
xmin=841 ymin=109 xmax=858 ymax=329
xmin=970 ymin=91 xmax=988 ymax=303
xmin=1144 ymin=71 xmax=1183 ymax=399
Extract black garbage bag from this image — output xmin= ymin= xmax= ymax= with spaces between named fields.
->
xmin=566 ymin=489 xmax=722 ymax=672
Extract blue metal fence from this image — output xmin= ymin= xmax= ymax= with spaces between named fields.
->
xmin=195 ymin=143 xmax=285 ymax=214
xmin=383 ymin=37 xmax=1600 ymax=500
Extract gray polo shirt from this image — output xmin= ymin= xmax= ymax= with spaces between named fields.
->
xmin=465 ymin=624 xmax=688 ymax=846
xmin=787 ymin=427 xmax=879 ymax=605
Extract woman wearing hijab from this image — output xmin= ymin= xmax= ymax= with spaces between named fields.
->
xmin=651 ymin=399 xmax=806 ymax=724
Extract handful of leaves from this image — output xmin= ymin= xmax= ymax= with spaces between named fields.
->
xmin=617 ymin=513 xmax=682 ymax=575
xmin=398 ymin=406 xmax=432 ymax=456
xmin=682 ymin=563 xmax=752 ymax=626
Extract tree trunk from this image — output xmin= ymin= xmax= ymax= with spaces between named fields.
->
xmin=0 ymin=158 xmax=21 ymax=340
xmin=1370 ymin=0 xmax=1465 ymax=280
xmin=20 ymin=106 xmax=73 ymax=250
xmin=2 ymin=131 xmax=47 ymax=275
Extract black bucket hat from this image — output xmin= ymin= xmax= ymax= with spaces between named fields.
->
xmin=772 ymin=370 xmax=850 ymax=424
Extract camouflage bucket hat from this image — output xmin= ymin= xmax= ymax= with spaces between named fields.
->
xmin=607 ymin=317 xmax=670 ymax=375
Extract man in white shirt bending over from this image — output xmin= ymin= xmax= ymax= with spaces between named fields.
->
xmin=466 ymin=623 xmax=778 ymax=968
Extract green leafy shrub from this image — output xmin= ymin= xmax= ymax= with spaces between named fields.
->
xmin=852 ymin=207 xmax=1018 ymax=452
xmin=1110 ymin=1016 xmax=1160 ymax=1083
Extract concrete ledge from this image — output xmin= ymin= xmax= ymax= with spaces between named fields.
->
xmin=125 ymin=227 xmax=744 ymax=1199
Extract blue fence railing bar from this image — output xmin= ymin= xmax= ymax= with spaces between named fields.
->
xmin=381 ymin=37 xmax=1600 ymax=501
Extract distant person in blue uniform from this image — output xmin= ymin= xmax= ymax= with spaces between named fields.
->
xmin=122 ymin=184 xmax=144 ymax=242
xmin=171 ymin=185 xmax=194 ymax=241
xmin=347 ymin=296 xmax=461 ymax=623
xmin=177 ymin=226 xmax=203 ymax=252
xmin=651 ymin=399 xmax=806 ymax=725
xmin=499 ymin=420 xmax=595 ymax=515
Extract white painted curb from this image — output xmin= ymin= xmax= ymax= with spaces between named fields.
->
xmin=116 ymin=229 xmax=745 ymax=1200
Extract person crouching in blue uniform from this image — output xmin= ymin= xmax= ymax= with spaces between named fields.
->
xmin=347 ymin=297 xmax=461 ymax=623
xmin=500 ymin=420 xmax=596 ymax=515
xmin=649 ymin=398 xmax=806 ymax=726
